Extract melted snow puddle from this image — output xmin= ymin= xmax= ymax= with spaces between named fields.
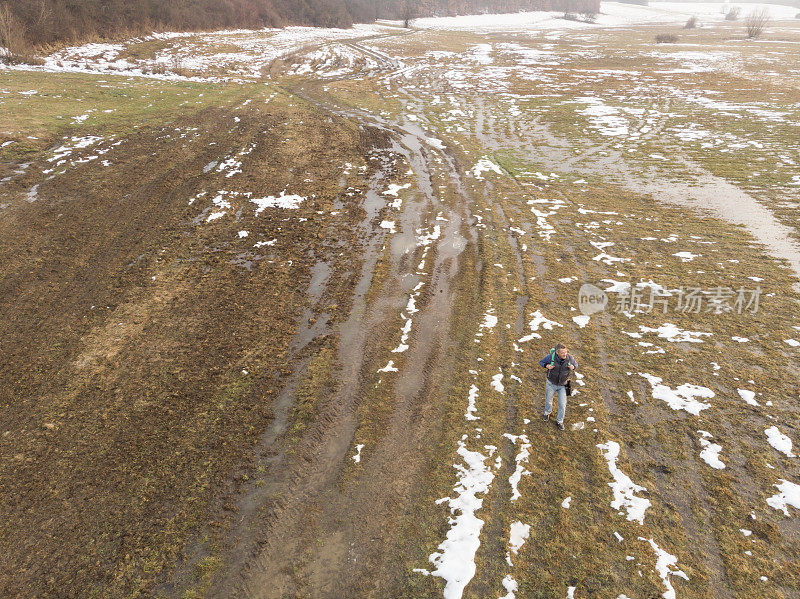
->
xmin=25 ymin=185 xmax=39 ymax=202
xmin=642 ymin=167 xmax=800 ymax=292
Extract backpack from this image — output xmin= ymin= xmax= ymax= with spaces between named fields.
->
xmin=550 ymin=348 xmax=573 ymax=396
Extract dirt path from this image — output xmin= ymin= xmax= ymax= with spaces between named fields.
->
xmin=203 ymin=49 xmax=481 ymax=594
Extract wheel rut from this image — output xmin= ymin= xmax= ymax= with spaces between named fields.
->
xmin=208 ymin=51 xmax=479 ymax=597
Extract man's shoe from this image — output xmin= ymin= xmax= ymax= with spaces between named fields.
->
xmin=542 ymin=413 xmax=550 ymax=422
xmin=557 ymin=422 xmax=565 ymax=431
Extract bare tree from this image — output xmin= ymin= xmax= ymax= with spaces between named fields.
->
xmin=402 ymin=1 xmax=417 ymax=28
xmin=725 ymin=6 xmax=740 ymax=21
xmin=34 ymin=0 xmax=51 ymax=28
xmin=745 ymin=7 xmax=769 ymax=38
xmin=0 ymin=3 xmax=26 ymax=58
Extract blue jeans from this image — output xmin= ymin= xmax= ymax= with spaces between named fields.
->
xmin=545 ymin=378 xmax=567 ymax=424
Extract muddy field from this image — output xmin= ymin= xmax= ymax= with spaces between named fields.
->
xmin=2 ymin=4 xmax=800 ymax=598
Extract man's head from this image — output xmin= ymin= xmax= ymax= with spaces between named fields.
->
xmin=555 ymin=343 xmax=568 ymax=359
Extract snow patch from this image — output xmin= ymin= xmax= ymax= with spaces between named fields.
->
xmin=697 ymin=430 xmax=725 ymax=469
xmin=378 ymin=360 xmax=398 ymax=373
xmin=504 ymin=433 xmax=531 ymax=502
xmin=251 ymin=191 xmax=306 ymax=212
xmin=765 ymin=427 xmax=796 ymax=458
xmin=766 ymin=480 xmax=800 ymax=516
xmin=465 ymin=384 xmax=480 ymax=421
xmin=426 ymin=440 xmax=496 ymax=598
xmin=491 ymin=372 xmax=505 ymax=393
xmin=639 ymin=323 xmax=711 ymax=343
xmin=597 ymin=441 xmax=651 ymax=525
xmin=573 ymin=315 xmax=590 ymax=328
xmin=640 ymin=374 xmax=714 ymax=416
xmin=638 ymin=537 xmax=689 ymax=599
xmin=738 ymin=389 xmax=760 ymax=407
xmin=505 ymin=521 xmax=530 ymax=567
xmin=352 ymin=444 xmax=365 ymax=463
xmin=471 ymin=158 xmax=504 ymax=180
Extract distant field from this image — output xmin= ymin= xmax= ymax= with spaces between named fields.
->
xmin=1 ymin=3 xmax=800 ymax=599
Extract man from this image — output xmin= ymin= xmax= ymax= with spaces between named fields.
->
xmin=539 ymin=343 xmax=577 ymax=431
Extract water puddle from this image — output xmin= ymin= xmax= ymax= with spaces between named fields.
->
xmin=639 ymin=165 xmax=800 ymax=290
xmin=515 ymin=126 xmax=800 ymax=290
xmin=308 ymin=260 xmax=331 ymax=304
xmin=292 ymin=309 xmax=331 ymax=352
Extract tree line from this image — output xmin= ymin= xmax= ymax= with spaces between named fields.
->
xmin=1 ymin=0 xmax=601 ymax=51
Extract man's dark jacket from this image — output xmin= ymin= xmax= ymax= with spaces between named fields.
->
xmin=539 ymin=351 xmax=578 ymax=386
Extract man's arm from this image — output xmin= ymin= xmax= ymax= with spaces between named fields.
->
xmin=569 ymin=355 xmax=577 ymax=371
xmin=539 ymin=354 xmax=551 ymax=368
